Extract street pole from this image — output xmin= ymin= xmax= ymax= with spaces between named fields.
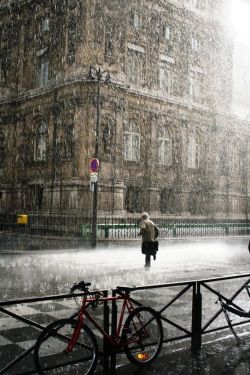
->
xmin=87 ymin=67 xmax=110 ymax=248
xmin=91 ymin=81 xmax=100 ymax=248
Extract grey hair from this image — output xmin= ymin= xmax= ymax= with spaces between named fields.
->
xmin=141 ymin=212 xmax=149 ymax=219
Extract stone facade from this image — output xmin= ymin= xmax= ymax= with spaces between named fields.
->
xmin=0 ymin=0 xmax=249 ymax=219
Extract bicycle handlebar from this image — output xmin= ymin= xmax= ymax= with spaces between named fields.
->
xmin=70 ymin=281 xmax=91 ymax=293
xmin=70 ymin=281 xmax=137 ymax=296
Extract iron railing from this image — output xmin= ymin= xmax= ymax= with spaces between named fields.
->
xmin=1 ymin=273 xmax=250 ymax=374
xmin=0 ymin=214 xmax=250 ymax=240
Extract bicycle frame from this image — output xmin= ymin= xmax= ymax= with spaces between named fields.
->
xmin=65 ymin=291 xmax=137 ymax=353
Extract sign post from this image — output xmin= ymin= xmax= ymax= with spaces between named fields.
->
xmin=89 ymin=158 xmax=100 ymax=248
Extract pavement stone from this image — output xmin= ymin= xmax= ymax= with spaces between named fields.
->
xmin=109 ymin=334 xmax=250 ymax=375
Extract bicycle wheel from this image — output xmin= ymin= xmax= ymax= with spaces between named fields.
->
xmin=34 ymin=318 xmax=98 ymax=375
xmin=122 ymin=306 xmax=163 ymax=366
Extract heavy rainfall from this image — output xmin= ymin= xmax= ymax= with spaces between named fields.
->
xmin=0 ymin=0 xmax=250 ymax=374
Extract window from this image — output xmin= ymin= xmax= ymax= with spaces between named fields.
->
xmin=190 ymin=0 xmax=205 ymax=10
xmin=123 ymin=119 xmax=140 ymax=162
xmin=157 ymin=127 xmax=172 ymax=166
xmin=191 ymin=37 xmax=200 ymax=51
xmin=159 ymin=62 xmax=173 ymax=94
xmin=189 ymin=69 xmax=203 ymax=101
xmin=41 ymin=17 xmax=49 ymax=32
xmin=34 ymin=121 xmax=48 ymax=161
xmin=232 ymin=197 xmax=240 ymax=213
xmin=129 ymin=10 xmax=140 ymax=28
xmin=163 ymin=25 xmax=171 ymax=40
xmin=38 ymin=60 xmax=49 ymax=87
xmin=187 ymin=134 xmax=199 ymax=169
xmin=127 ymin=44 xmax=145 ymax=85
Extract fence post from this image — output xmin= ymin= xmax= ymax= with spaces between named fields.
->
xmin=103 ymin=290 xmax=110 ymax=374
xmin=191 ymin=281 xmax=202 ymax=353
xmin=110 ymin=289 xmax=117 ymax=374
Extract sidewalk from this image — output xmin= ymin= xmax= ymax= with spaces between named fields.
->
xmin=106 ymin=334 xmax=250 ymax=375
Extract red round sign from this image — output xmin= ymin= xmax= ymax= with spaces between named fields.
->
xmin=89 ymin=158 xmax=100 ymax=172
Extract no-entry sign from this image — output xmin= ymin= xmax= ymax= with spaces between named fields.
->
xmin=89 ymin=158 xmax=100 ymax=172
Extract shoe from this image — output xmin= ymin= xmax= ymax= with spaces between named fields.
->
xmin=153 ymin=254 xmax=156 ymax=260
xmin=144 ymin=264 xmax=150 ymax=267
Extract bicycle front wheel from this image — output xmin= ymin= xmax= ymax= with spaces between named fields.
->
xmin=34 ymin=318 xmax=98 ymax=375
xmin=122 ymin=306 xmax=163 ymax=366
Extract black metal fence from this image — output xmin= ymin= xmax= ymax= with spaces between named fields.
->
xmin=1 ymin=273 xmax=250 ymax=374
xmin=0 ymin=213 xmax=250 ymax=240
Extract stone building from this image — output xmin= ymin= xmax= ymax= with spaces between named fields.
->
xmin=0 ymin=0 xmax=249 ymax=219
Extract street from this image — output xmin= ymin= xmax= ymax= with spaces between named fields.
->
xmin=0 ymin=237 xmax=250 ymax=300
xmin=1 ymin=236 xmax=250 ymax=374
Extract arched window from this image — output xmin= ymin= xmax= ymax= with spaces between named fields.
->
xmin=123 ymin=119 xmax=140 ymax=162
xmin=34 ymin=121 xmax=48 ymax=161
xmin=157 ymin=127 xmax=172 ymax=166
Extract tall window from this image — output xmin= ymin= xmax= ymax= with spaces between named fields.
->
xmin=189 ymin=69 xmax=203 ymax=101
xmin=157 ymin=127 xmax=172 ymax=166
xmin=34 ymin=121 xmax=48 ymax=161
xmin=127 ymin=44 xmax=145 ymax=85
xmin=123 ymin=119 xmax=140 ymax=162
xmin=37 ymin=48 xmax=49 ymax=87
xmin=160 ymin=63 xmax=172 ymax=94
xmin=187 ymin=134 xmax=199 ymax=169
xmin=163 ymin=25 xmax=171 ymax=40
xmin=129 ymin=10 xmax=140 ymax=28
xmin=40 ymin=17 xmax=49 ymax=32
xmin=191 ymin=37 xmax=200 ymax=51
xmin=159 ymin=55 xmax=174 ymax=94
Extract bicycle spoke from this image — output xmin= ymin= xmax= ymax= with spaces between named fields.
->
xmin=122 ymin=306 xmax=163 ymax=366
xmin=34 ymin=319 xmax=98 ymax=375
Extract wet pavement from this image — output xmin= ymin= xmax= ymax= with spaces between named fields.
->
xmin=1 ymin=236 xmax=250 ymax=374
xmin=0 ymin=236 xmax=250 ymax=299
xmin=109 ymin=334 xmax=250 ymax=375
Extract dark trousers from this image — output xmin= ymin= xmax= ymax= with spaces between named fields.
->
xmin=145 ymin=252 xmax=151 ymax=267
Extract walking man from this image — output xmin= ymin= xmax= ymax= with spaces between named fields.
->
xmin=139 ymin=212 xmax=159 ymax=267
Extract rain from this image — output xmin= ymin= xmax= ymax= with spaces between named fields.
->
xmin=0 ymin=0 xmax=250 ymax=374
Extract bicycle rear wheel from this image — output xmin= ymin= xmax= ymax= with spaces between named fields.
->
xmin=122 ymin=306 xmax=163 ymax=366
xmin=34 ymin=318 xmax=98 ymax=375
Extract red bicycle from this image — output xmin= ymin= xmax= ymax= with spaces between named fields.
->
xmin=34 ymin=281 xmax=163 ymax=374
